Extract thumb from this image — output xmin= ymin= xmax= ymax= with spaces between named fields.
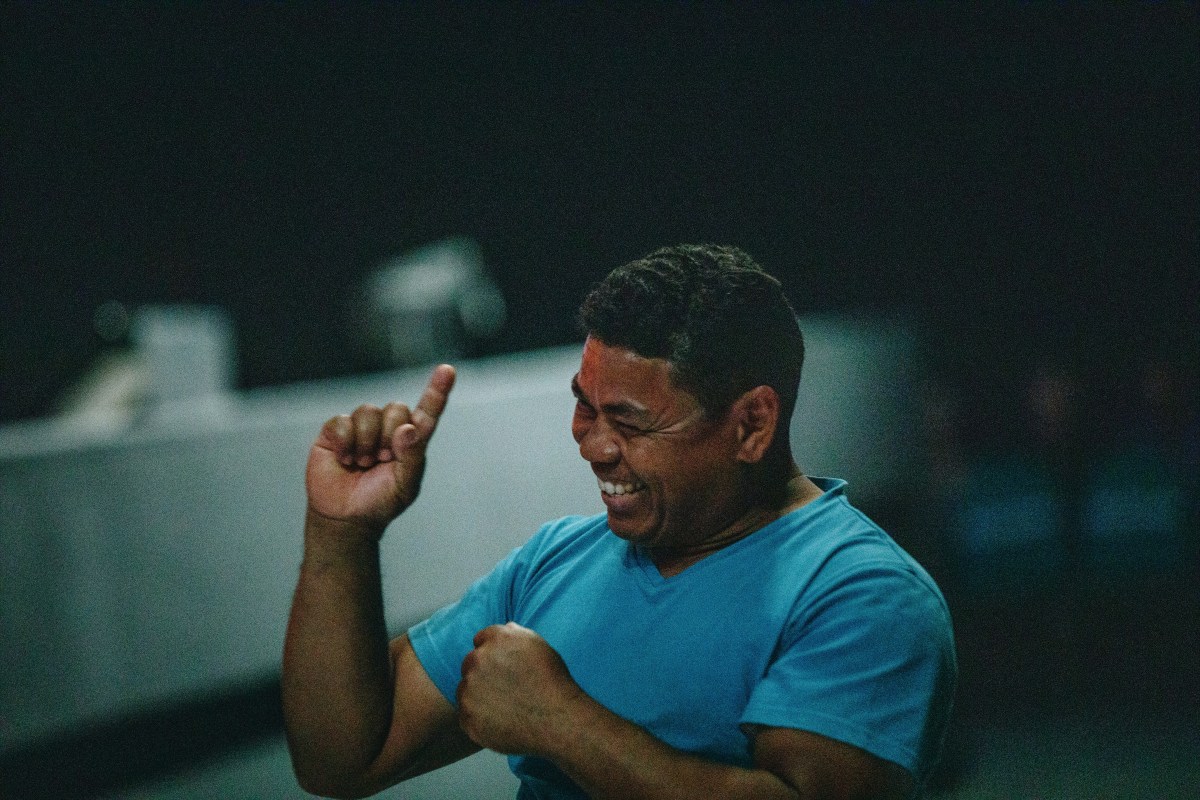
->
xmin=387 ymin=364 xmax=456 ymax=508
xmin=390 ymin=420 xmax=428 ymax=475
xmin=393 ymin=421 xmax=420 ymax=451
xmin=388 ymin=420 xmax=433 ymax=510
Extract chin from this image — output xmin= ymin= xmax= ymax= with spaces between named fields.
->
xmin=605 ymin=516 xmax=654 ymax=544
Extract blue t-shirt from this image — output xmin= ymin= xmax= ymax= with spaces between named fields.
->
xmin=409 ymin=478 xmax=957 ymax=798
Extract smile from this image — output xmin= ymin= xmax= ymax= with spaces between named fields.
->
xmin=598 ymin=478 xmax=645 ymax=496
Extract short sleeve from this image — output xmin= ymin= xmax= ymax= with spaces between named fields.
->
xmin=407 ymin=545 xmax=524 ymax=706
xmin=740 ymin=562 xmax=957 ymax=781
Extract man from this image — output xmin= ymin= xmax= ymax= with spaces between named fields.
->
xmin=283 ymin=244 xmax=957 ymax=799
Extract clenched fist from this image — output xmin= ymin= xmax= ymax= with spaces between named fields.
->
xmin=457 ymin=622 xmax=585 ymax=756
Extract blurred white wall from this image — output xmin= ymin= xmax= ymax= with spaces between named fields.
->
xmin=790 ymin=313 xmax=921 ymax=498
xmin=0 ymin=316 xmax=921 ymax=797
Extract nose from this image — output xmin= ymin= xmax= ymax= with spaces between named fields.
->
xmin=574 ymin=416 xmax=620 ymax=466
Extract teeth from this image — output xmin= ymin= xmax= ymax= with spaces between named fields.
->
xmin=599 ymin=479 xmax=641 ymax=496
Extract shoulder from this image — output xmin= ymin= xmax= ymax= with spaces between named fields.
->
xmin=510 ymin=513 xmax=612 ymax=572
xmin=775 ymin=480 xmax=953 ymax=635
xmin=527 ymin=513 xmax=610 ymax=550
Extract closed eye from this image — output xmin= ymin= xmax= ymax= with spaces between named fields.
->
xmin=612 ymin=418 xmax=648 ymax=436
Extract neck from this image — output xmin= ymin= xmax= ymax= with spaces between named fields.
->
xmin=649 ymin=466 xmax=821 ymax=577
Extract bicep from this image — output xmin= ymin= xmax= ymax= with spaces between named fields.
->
xmin=362 ymin=634 xmax=481 ymax=791
xmin=743 ymin=567 xmax=956 ymax=787
xmin=751 ymin=726 xmax=914 ymax=800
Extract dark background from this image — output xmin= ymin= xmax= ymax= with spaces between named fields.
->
xmin=2 ymin=6 xmax=1198 ymax=795
xmin=3 ymin=4 xmax=1197 ymax=426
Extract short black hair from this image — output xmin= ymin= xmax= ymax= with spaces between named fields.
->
xmin=578 ymin=244 xmax=804 ymax=424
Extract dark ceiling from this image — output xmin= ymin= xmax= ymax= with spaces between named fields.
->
xmin=2 ymin=4 xmax=1197 ymax=423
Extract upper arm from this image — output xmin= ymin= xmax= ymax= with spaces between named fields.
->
xmin=751 ymin=726 xmax=915 ymax=800
xmin=357 ymin=634 xmax=481 ymax=793
xmin=743 ymin=564 xmax=957 ymax=787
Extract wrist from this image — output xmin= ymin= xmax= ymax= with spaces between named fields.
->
xmin=302 ymin=509 xmax=388 ymax=566
xmin=533 ymin=681 xmax=600 ymax=760
xmin=306 ymin=506 xmax=388 ymax=537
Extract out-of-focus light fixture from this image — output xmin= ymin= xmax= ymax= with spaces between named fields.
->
xmin=359 ymin=237 xmax=506 ymax=368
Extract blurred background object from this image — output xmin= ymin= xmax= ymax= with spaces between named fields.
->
xmin=130 ymin=305 xmax=236 ymax=411
xmin=54 ymin=304 xmax=237 ymax=430
xmin=356 ymin=237 xmax=506 ymax=369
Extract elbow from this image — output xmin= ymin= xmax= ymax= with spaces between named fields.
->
xmin=291 ymin=765 xmax=344 ymax=799
xmin=293 ymin=771 xmax=373 ymax=800
xmin=284 ymin=727 xmax=390 ymax=798
xmin=290 ymin=754 xmax=379 ymax=799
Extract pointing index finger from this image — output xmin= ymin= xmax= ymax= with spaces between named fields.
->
xmin=410 ymin=363 xmax=456 ymax=437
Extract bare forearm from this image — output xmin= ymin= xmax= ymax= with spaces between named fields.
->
xmin=458 ymin=624 xmax=807 ymax=799
xmin=282 ymin=511 xmax=393 ymax=795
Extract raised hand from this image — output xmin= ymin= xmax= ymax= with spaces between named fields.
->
xmin=305 ymin=364 xmax=456 ymax=534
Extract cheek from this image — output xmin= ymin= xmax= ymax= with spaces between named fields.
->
xmin=623 ymin=441 xmax=669 ymax=484
xmin=648 ymin=445 xmax=727 ymax=496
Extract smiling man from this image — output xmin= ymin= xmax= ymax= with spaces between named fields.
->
xmin=283 ymin=244 xmax=957 ymax=799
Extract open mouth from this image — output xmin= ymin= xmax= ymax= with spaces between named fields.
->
xmin=598 ymin=478 xmax=645 ymax=496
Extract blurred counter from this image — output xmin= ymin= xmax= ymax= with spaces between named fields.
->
xmin=1 ymin=321 xmax=920 ymax=753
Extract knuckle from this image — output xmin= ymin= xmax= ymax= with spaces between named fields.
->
xmin=383 ymin=403 xmax=411 ymax=426
xmin=383 ymin=401 xmax=408 ymax=417
xmin=351 ymin=403 xmax=381 ymax=418
xmin=327 ymin=414 xmax=353 ymax=439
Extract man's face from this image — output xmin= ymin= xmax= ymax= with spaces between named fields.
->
xmin=571 ymin=336 xmax=744 ymax=551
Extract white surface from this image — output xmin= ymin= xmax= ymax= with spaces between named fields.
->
xmin=1 ymin=321 xmax=919 ymax=752
xmin=0 ymin=346 xmax=598 ymax=749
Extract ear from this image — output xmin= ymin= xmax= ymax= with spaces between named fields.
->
xmin=732 ymin=385 xmax=780 ymax=464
